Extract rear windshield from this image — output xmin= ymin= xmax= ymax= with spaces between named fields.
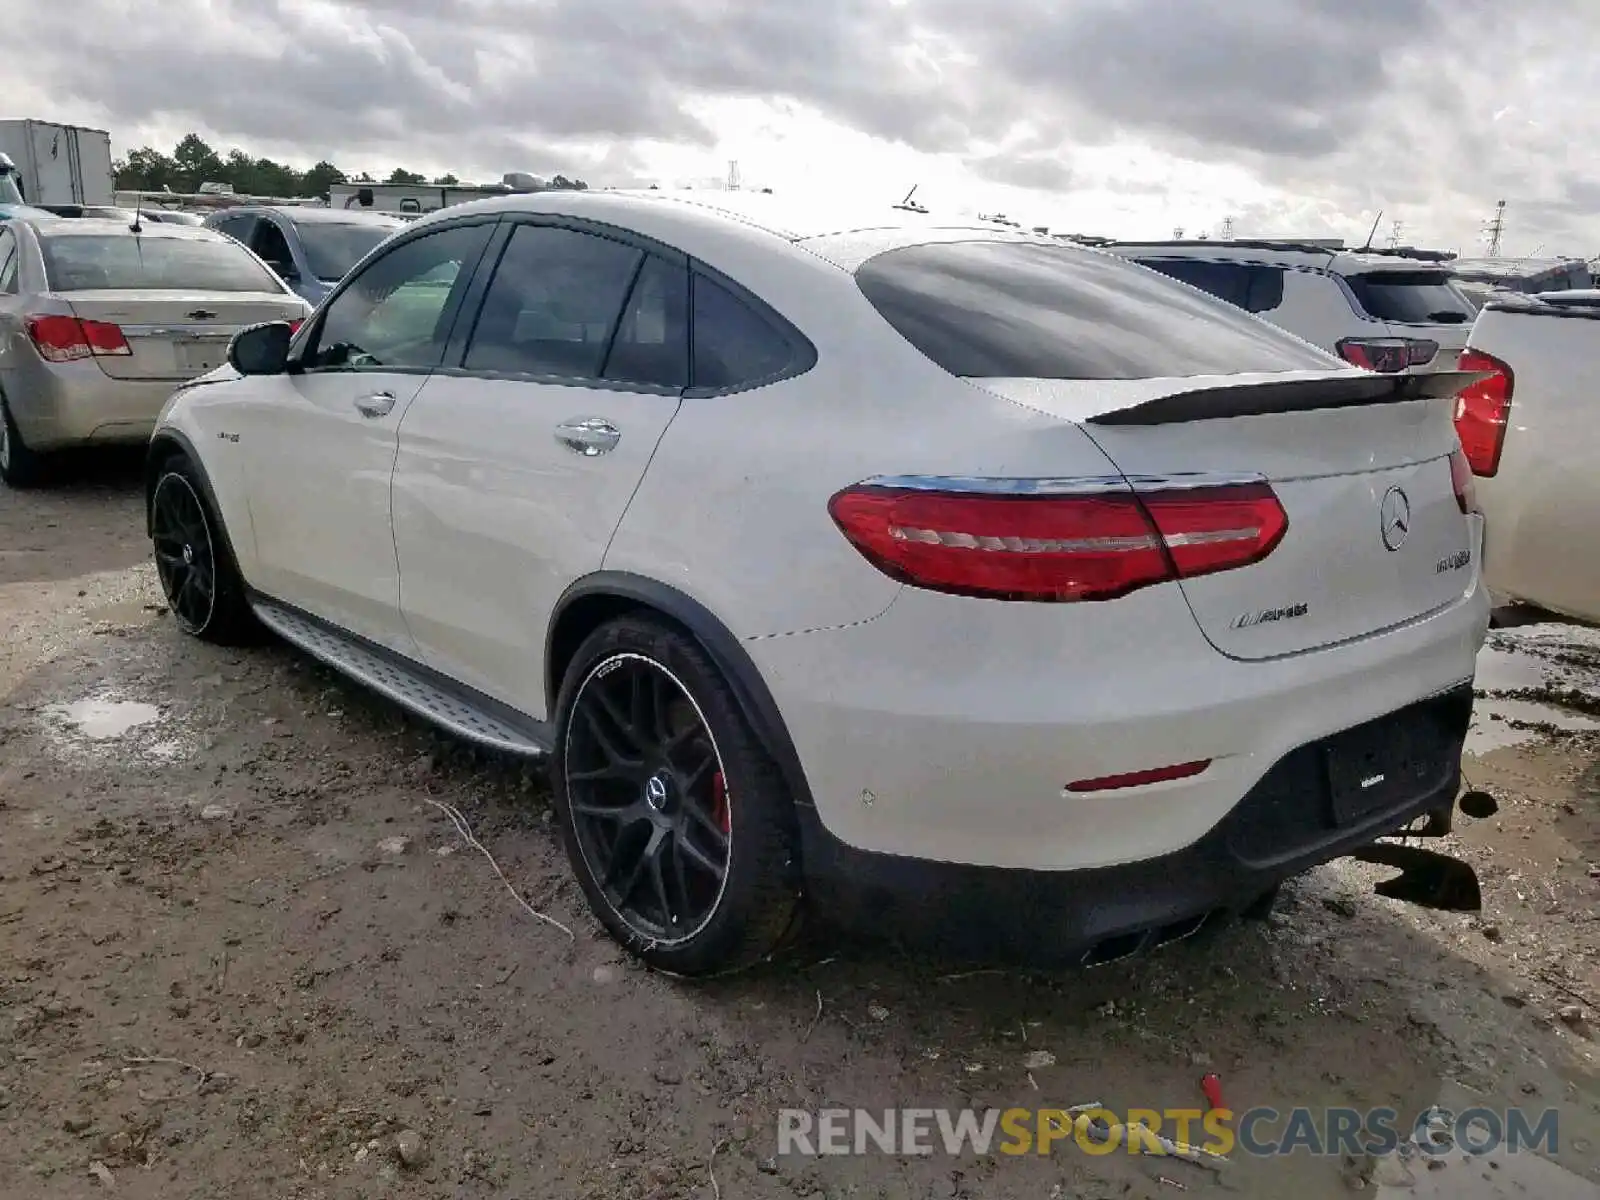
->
xmin=40 ymin=233 xmax=284 ymax=293
xmin=854 ymin=240 xmax=1338 ymax=380
xmin=297 ymin=222 xmax=397 ymax=281
xmin=1344 ymin=271 xmax=1475 ymax=325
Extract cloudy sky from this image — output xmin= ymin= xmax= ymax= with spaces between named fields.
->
xmin=10 ymin=0 xmax=1599 ymax=254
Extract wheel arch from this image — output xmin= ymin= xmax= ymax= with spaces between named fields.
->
xmin=144 ymin=429 xmax=246 ymax=579
xmin=546 ymin=572 xmax=816 ymax=810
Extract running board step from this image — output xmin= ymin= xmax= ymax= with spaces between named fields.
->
xmin=250 ymin=597 xmax=551 ymax=758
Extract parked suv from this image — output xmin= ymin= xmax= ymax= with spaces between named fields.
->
xmin=203 ymin=207 xmax=404 ymax=305
xmin=1103 ymin=240 xmax=1478 ymax=375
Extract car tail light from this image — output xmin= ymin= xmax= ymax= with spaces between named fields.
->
xmin=1448 ymin=448 xmax=1478 ymax=515
xmin=1336 ymin=337 xmax=1438 ymax=373
xmin=827 ymin=479 xmax=1288 ymax=602
xmin=25 ymin=314 xmax=132 ymax=363
xmin=1453 ymin=348 xmax=1513 ymax=477
xmin=287 ymin=318 xmax=304 ymax=334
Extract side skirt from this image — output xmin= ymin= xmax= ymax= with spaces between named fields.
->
xmin=248 ymin=593 xmax=553 ymax=758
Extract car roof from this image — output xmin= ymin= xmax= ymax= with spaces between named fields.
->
xmin=216 ymin=205 xmax=405 ymax=226
xmin=22 ymin=217 xmax=229 ymax=240
xmin=410 ymin=187 xmax=998 ymax=244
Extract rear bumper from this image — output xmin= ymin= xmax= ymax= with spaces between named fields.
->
xmin=747 ymin=557 xmax=1488 ymax=872
xmin=2 ymin=360 xmax=176 ymax=450
xmin=797 ymin=684 xmax=1473 ymax=966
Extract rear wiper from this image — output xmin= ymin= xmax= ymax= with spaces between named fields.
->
xmin=1425 ymin=311 xmax=1469 ymax=323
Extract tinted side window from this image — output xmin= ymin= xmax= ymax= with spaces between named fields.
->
xmin=0 ymin=231 xmax=17 ymax=293
xmin=691 ymin=275 xmax=800 ymax=390
xmin=1138 ymin=259 xmax=1248 ymax=307
xmin=1241 ymin=265 xmax=1284 ymax=313
xmin=857 ymin=241 xmax=1337 ymax=380
xmin=603 ymin=255 xmax=688 ymax=388
xmin=1134 ymin=260 xmax=1284 ymax=314
xmin=465 ymin=224 xmax=643 ymax=379
xmin=212 ymin=215 xmax=256 ymax=244
xmin=250 ymin=220 xmax=295 ymax=273
xmin=304 ymin=222 xmax=492 ymax=371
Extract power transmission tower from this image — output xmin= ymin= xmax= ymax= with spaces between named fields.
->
xmin=726 ymin=160 xmax=741 ymax=191
xmin=1173 ymin=226 xmax=1185 ymax=239
xmin=1219 ymin=216 xmax=1235 ymax=241
xmin=1483 ymin=200 xmax=1506 ymax=257
xmin=1387 ymin=220 xmax=1403 ymax=250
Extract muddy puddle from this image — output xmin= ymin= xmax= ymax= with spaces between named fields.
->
xmin=1470 ymin=623 xmax=1600 ymax=756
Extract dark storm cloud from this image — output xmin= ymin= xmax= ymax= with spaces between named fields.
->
xmin=921 ymin=0 xmax=1452 ymax=160
xmin=8 ymin=0 xmax=1600 ymax=249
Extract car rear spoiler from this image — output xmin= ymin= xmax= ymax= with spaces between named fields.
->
xmin=1088 ymin=370 xmax=1490 ymax=427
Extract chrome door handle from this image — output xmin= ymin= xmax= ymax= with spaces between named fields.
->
xmin=354 ymin=391 xmax=396 ymax=418
xmin=554 ymin=417 xmax=621 ymax=456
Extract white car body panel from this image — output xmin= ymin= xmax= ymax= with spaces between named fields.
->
xmin=237 ymin=369 xmax=426 ymax=652
xmin=747 ymin=558 xmax=1485 ymax=870
xmin=978 ymin=377 xmax=1476 ymax=659
xmin=391 ymin=377 xmax=682 ymax=718
xmin=152 ymin=191 xmax=1488 ymax=889
xmin=1468 ymin=299 xmax=1600 ymax=624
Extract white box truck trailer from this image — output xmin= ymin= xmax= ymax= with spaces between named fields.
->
xmin=0 ymin=120 xmax=114 ymax=207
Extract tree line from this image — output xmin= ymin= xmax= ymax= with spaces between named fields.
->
xmin=112 ymin=133 xmax=587 ymax=198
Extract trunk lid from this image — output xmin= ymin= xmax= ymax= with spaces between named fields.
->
xmin=977 ymin=370 xmax=1481 ymax=660
xmin=62 ymin=291 xmax=306 ymax=381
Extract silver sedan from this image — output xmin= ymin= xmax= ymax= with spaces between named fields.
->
xmin=0 ymin=217 xmax=311 ymax=486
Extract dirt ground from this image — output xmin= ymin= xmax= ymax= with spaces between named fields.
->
xmin=2 ymin=453 xmax=1598 ymax=1200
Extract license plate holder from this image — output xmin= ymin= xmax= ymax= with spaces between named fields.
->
xmin=1322 ymin=717 xmax=1443 ymax=827
xmin=177 ymin=339 xmax=225 ymax=374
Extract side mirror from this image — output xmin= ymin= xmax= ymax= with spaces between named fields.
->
xmin=228 ymin=321 xmax=293 ymax=376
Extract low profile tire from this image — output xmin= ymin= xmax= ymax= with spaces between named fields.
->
xmin=552 ymin=615 xmax=801 ymax=976
xmin=0 ymin=392 xmax=47 ymax=489
xmin=149 ymin=452 xmax=256 ymax=644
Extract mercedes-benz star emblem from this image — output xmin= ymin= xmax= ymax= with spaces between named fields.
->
xmin=1380 ymin=486 xmax=1411 ymax=552
xmin=644 ymin=775 xmax=669 ymax=811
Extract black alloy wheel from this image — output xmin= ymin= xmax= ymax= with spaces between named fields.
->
xmin=151 ymin=472 xmax=219 ymax=635
xmin=564 ymin=651 xmax=734 ymax=944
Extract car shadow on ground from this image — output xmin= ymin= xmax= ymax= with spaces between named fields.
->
xmin=0 ymin=447 xmax=147 ymax=586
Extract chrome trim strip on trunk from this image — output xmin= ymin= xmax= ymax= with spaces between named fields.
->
xmin=855 ymin=472 xmax=1268 ymax=496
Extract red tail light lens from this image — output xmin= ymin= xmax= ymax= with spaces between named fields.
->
xmin=1336 ymin=337 xmax=1438 ymax=373
xmin=827 ymin=479 xmax=1288 ymax=602
xmin=1453 ymin=348 xmax=1513 ymax=477
xmin=25 ymin=314 xmax=131 ymax=362
xmin=287 ymin=318 xmax=304 ymax=334
xmin=1449 ymin=448 xmax=1478 ymax=515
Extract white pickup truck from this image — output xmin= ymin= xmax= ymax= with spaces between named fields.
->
xmin=1457 ymin=291 xmax=1600 ymax=624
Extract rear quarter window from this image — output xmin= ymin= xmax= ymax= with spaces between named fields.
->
xmin=1343 ymin=271 xmax=1475 ymax=325
xmin=855 ymin=241 xmax=1336 ymax=380
xmin=689 ymin=273 xmax=813 ymax=392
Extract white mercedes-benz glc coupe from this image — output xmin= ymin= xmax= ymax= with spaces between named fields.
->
xmin=145 ymin=191 xmax=1489 ymax=975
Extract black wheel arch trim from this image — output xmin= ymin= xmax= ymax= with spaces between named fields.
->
xmin=144 ymin=430 xmax=246 ymax=581
xmin=547 ymin=572 xmax=816 ymax=810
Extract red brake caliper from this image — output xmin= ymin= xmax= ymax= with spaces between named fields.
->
xmin=710 ymin=770 xmax=730 ymax=834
